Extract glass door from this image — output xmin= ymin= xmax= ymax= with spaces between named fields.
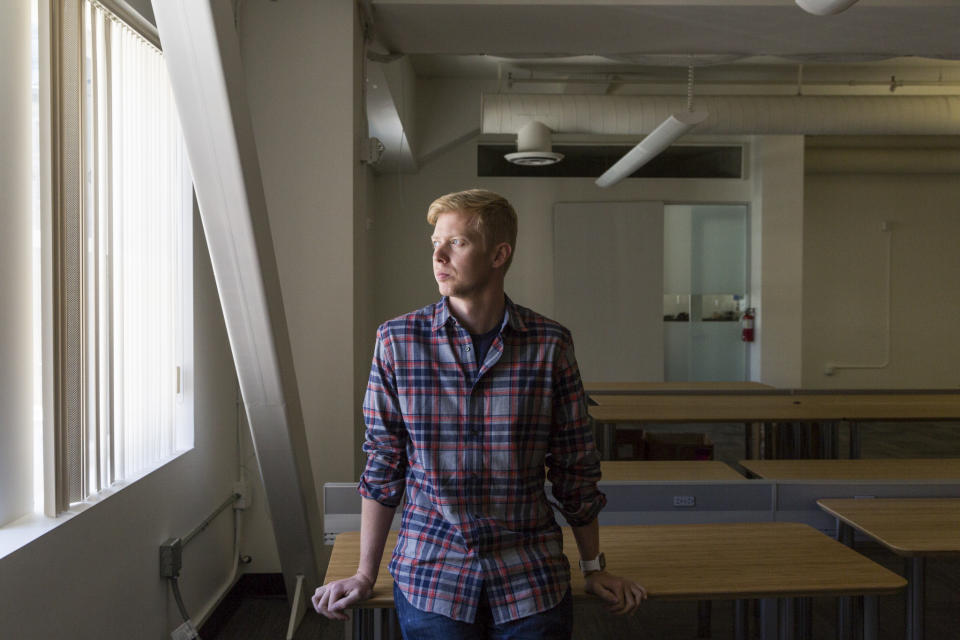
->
xmin=663 ymin=204 xmax=748 ymax=381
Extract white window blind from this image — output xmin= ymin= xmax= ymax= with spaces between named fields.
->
xmin=52 ymin=0 xmax=193 ymax=511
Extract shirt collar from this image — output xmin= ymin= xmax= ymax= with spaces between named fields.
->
xmin=431 ymin=296 xmax=528 ymax=333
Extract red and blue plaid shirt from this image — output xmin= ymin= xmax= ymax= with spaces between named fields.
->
xmin=358 ymin=296 xmax=606 ymax=624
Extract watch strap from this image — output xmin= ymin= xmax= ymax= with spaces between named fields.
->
xmin=579 ymin=552 xmax=605 ymax=575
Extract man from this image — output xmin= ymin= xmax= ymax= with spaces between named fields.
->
xmin=313 ymin=189 xmax=645 ymax=638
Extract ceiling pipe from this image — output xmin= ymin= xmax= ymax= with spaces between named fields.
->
xmin=481 ymin=94 xmax=960 ymax=136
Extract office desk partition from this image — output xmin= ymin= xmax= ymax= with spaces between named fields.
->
xmin=325 ymin=522 xmax=905 ymax=640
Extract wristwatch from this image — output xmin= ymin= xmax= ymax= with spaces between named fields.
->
xmin=579 ymin=552 xmax=606 ymax=576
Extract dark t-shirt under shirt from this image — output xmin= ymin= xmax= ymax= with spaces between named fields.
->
xmin=470 ymin=325 xmax=500 ymax=367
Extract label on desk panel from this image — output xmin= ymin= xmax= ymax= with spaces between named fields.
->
xmin=673 ymin=495 xmax=696 ymax=507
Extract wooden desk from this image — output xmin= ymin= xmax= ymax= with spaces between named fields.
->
xmin=818 ymin=498 xmax=960 ymax=640
xmin=741 ymin=458 xmax=960 ymax=481
xmin=589 ymin=392 xmax=960 ymax=460
xmin=326 ymin=523 xmax=904 ymax=640
xmin=589 ymin=393 xmax=960 ymax=420
xmin=601 ymin=460 xmax=746 ymax=482
xmin=585 ymin=381 xmax=773 ymax=394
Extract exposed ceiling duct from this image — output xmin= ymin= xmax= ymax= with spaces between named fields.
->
xmin=481 ymin=93 xmax=960 ymax=137
xmin=505 ymin=120 xmax=564 ymax=166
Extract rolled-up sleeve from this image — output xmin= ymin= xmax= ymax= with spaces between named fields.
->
xmin=357 ymin=326 xmax=408 ymax=507
xmin=546 ymin=336 xmax=606 ymax=526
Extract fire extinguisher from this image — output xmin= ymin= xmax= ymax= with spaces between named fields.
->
xmin=741 ymin=308 xmax=755 ymax=342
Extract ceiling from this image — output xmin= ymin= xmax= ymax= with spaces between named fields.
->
xmin=366 ymin=1 xmax=960 ymax=89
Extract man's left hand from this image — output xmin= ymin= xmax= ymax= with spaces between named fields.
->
xmin=584 ymin=571 xmax=647 ymax=615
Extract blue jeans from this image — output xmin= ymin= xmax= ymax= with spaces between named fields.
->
xmin=393 ymin=582 xmax=573 ymax=640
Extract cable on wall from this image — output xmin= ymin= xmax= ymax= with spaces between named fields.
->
xmin=824 ymin=222 xmax=893 ymax=376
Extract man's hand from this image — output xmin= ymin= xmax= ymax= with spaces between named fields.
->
xmin=311 ymin=572 xmax=375 ymax=620
xmin=584 ymin=571 xmax=647 ymax=615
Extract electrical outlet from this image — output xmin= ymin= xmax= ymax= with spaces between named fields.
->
xmin=233 ymin=480 xmax=251 ymax=510
xmin=170 ymin=620 xmax=199 ymax=640
xmin=672 ymin=495 xmax=696 ymax=507
xmin=159 ymin=537 xmax=183 ymax=578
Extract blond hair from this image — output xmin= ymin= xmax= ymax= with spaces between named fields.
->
xmin=426 ymin=189 xmax=518 ymax=271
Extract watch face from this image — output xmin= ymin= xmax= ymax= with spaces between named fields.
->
xmin=599 ymin=552 xmax=606 ymax=570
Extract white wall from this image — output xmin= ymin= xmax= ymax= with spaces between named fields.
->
xmin=238 ymin=0 xmax=371 ymax=574
xmin=803 ymin=166 xmax=960 ymax=388
xmin=0 ymin=215 xmax=243 ymax=640
xmin=0 ymin=2 xmax=32 ymax=528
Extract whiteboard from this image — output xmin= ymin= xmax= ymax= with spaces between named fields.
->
xmin=553 ymin=202 xmax=664 ymax=382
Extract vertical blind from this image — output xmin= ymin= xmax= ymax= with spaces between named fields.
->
xmin=57 ymin=0 xmax=191 ymax=509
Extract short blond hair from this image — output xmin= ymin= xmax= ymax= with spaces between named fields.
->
xmin=427 ymin=189 xmax=518 ymax=271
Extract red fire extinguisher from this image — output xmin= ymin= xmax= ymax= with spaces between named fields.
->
xmin=741 ymin=308 xmax=755 ymax=342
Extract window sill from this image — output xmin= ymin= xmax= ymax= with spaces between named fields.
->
xmin=0 ymin=448 xmax=191 ymax=561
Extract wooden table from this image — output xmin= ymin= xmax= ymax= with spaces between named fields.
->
xmin=741 ymin=458 xmax=960 ymax=480
xmin=818 ymin=498 xmax=960 ymax=640
xmin=589 ymin=392 xmax=960 ymax=460
xmin=601 ymin=460 xmax=746 ymax=482
xmin=326 ymin=522 xmax=905 ymax=640
xmin=585 ymin=381 xmax=774 ymax=394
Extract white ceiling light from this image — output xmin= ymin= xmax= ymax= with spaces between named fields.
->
xmin=594 ymin=111 xmax=708 ymax=188
xmin=596 ymin=63 xmax=706 ymax=188
xmin=505 ymin=120 xmax=564 ymax=166
xmin=795 ymin=0 xmax=860 ymax=16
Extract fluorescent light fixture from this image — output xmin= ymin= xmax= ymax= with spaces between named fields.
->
xmin=795 ymin=0 xmax=859 ymax=15
xmin=595 ymin=110 xmax=707 ymax=188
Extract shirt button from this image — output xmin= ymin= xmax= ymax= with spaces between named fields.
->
xmin=465 ymin=346 xmax=472 ymax=352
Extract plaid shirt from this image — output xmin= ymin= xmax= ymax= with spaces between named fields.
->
xmin=358 ymin=296 xmax=606 ymax=624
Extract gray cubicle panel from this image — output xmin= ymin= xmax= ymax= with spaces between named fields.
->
xmin=571 ymin=480 xmax=776 ymax=526
xmin=774 ymin=480 xmax=960 ymax=535
xmin=325 ymin=481 xmax=779 ymax=543
xmin=323 ymin=483 xmax=404 ymax=544
xmin=326 ymin=479 xmax=960 ymax=543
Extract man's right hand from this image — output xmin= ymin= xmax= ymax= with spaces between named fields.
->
xmin=311 ymin=572 xmax=375 ymax=620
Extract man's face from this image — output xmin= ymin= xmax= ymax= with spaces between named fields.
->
xmin=431 ymin=210 xmax=498 ymax=300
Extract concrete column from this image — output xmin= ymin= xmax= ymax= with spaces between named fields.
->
xmin=750 ymin=136 xmax=805 ymax=387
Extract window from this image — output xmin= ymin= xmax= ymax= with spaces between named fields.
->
xmin=46 ymin=0 xmax=193 ymax=514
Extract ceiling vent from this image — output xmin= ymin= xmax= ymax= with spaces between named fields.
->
xmin=504 ymin=120 xmax=564 ymax=166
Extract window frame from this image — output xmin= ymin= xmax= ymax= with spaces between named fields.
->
xmin=42 ymin=0 xmax=193 ymax=516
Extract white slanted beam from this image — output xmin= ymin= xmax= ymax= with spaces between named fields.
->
xmin=151 ymin=0 xmax=323 ymax=600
